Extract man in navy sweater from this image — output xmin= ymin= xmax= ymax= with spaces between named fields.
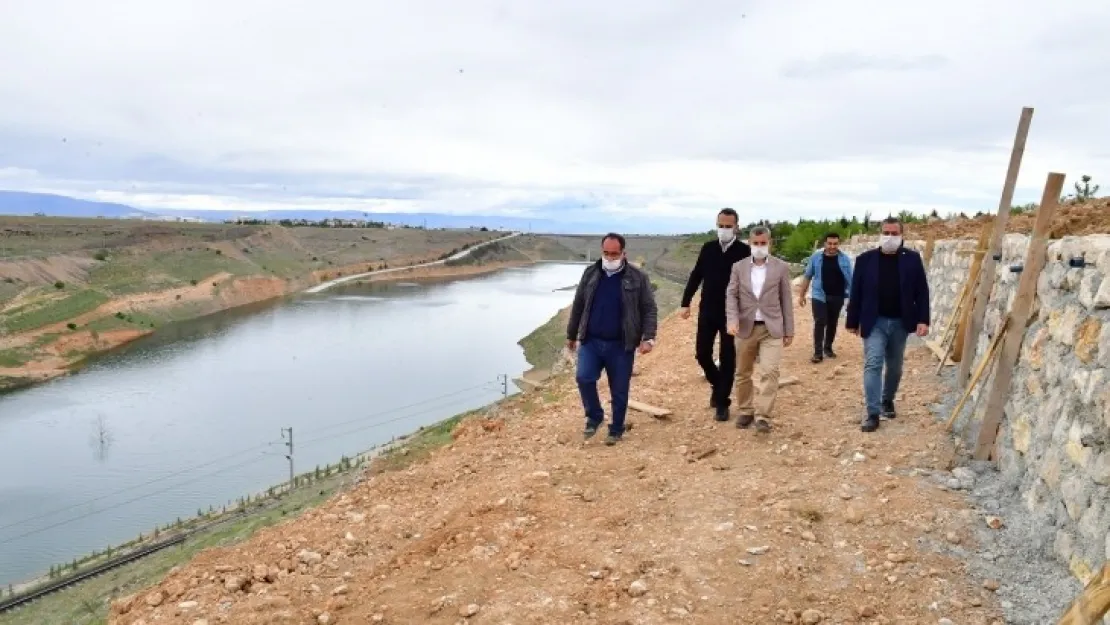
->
xmin=566 ymin=233 xmax=658 ymax=445
xmin=845 ymin=217 xmax=931 ymax=432
xmin=680 ymin=208 xmax=751 ymax=421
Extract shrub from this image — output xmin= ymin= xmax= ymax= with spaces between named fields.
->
xmin=54 ymin=281 xmax=65 ymax=289
xmin=66 ymin=322 xmax=77 ymax=330
xmin=93 ymin=251 xmax=108 ymax=261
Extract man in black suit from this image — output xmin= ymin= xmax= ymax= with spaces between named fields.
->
xmin=680 ymin=208 xmax=752 ymax=421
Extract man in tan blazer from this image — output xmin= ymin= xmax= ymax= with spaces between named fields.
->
xmin=725 ymin=226 xmax=794 ymax=432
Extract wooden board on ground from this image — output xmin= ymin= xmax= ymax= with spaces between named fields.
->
xmin=628 ymin=399 xmax=672 ymax=418
xmin=778 ymin=376 xmax=800 ymax=388
xmin=924 ymin=340 xmax=956 ymax=367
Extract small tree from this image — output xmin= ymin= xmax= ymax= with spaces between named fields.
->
xmin=1073 ymin=175 xmax=1100 ymax=202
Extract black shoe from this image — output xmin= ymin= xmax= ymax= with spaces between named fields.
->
xmin=881 ymin=401 xmax=896 ymax=419
xmin=736 ymin=414 xmax=754 ymax=428
xmin=810 ymin=354 xmax=823 ymax=364
xmin=714 ymin=406 xmax=729 ymax=422
xmin=604 ymin=434 xmax=622 ymax=446
xmin=823 ymin=347 xmax=837 ymax=359
xmin=584 ymin=424 xmax=599 ymax=439
xmin=861 ymin=415 xmax=880 ymax=432
xmin=754 ymin=418 xmax=771 ymax=434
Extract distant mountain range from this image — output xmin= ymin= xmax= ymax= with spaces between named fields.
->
xmin=0 ymin=190 xmax=662 ymax=234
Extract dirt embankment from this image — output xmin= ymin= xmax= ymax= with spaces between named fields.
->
xmin=909 ymin=197 xmax=1110 ymax=240
xmin=111 ymin=301 xmax=1012 ymax=625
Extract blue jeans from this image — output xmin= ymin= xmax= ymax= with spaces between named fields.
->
xmin=863 ymin=317 xmax=909 ymax=417
xmin=575 ymin=339 xmax=636 ymax=436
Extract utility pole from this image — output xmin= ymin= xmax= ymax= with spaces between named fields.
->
xmin=498 ymin=374 xmax=508 ymax=398
xmin=281 ymin=427 xmax=294 ymax=491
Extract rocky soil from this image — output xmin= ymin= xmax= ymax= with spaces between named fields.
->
xmin=112 ymin=304 xmax=1016 ymax=625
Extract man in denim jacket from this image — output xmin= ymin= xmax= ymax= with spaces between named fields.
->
xmin=798 ymin=232 xmax=852 ymax=363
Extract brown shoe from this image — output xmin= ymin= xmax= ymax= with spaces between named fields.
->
xmin=736 ymin=414 xmax=754 ymax=428
xmin=754 ymin=418 xmax=771 ymax=434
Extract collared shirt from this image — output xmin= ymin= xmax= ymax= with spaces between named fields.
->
xmin=720 ymin=237 xmax=735 ymax=253
xmin=750 ymin=262 xmax=767 ymax=321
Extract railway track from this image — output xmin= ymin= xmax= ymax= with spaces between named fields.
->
xmin=0 ymin=501 xmax=265 ymax=615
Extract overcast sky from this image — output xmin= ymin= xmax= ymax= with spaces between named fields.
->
xmin=1 ymin=0 xmax=1107 ymax=232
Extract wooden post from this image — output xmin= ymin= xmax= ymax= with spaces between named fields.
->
xmin=1056 ymin=562 xmax=1110 ymax=625
xmin=923 ymin=232 xmax=935 ymax=267
xmin=950 ymin=220 xmax=994 ymax=362
xmin=972 ymin=172 xmax=1064 ymax=460
xmin=945 ymin=318 xmax=1008 ymax=431
xmin=957 ymin=106 xmax=1034 ymax=383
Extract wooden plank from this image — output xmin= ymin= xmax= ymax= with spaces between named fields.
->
xmin=945 ymin=318 xmax=1008 ymax=431
xmin=628 ymin=399 xmax=672 ymax=418
xmin=923 ymin=232 xmax=935 ymax=267
xmin=924 ymin=340 xmax=955 ymax=367
xmin=951 ymin=220 xmax=994 ymax=363
xmin=957 ymin=106 xmax=1034 ymax=383
xmin=973 ymin=172 xmax=1064 ymax=460
xmin=778 ymin=376 xmax=799 ymax=388
xmin=1056 ymin=562 xmax=1110 ymax=625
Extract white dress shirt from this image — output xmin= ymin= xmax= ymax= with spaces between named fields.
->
xmin=750 ymin=262 xmax=767 ymax=322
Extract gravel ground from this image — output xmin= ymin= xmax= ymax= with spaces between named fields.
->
xmin=925 ymin=361 xmax=1083 ymax=624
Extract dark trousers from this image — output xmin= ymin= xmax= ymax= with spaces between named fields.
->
xmin=812 ymin=296 xmax=845 ymax=355
xmin=576 ymin=339 xmax=636 ymax=436
xmin=695 ymin=316 xmax=735 ymax=407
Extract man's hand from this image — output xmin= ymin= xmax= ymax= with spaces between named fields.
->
xmin=680 ymin=307 xmax=691 ymax=319
xmin=798 ymin=293 xmax=807 ymax=307
xmin=916 ymin=323 xmax=929 ymax=337
xmin=783 ymin=335 xmax=793 ymax=347
xmin=566 ymin=339 xmax=577 ymax=352
xmin=847 ymin=327 xmax=859 ymax=336
xmin=638 ymin=340 xmax=654 ymax=355
xmin=727 ymin=324 xmax=738 ymax=336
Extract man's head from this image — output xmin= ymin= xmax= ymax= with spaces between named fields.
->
xmin=749 ymin=226 xmax=771 ymax=261
xmin=716 ymin=208 xmax=739 ymax=244
xmin=879 ymin=218 xmax=903 ymax=253
xmin=600 ymin=232 xmax=626 ymax=270
xmin=823 ymin=232 xmax=840 ymax=256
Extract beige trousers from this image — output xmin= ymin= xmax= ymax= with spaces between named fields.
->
xmin=734 ymin=323 xmax=784 ymax=419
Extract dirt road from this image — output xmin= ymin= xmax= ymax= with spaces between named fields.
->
xmin=112 ymin=302 xmax=1006 ymax=625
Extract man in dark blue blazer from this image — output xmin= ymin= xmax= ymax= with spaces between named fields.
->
xmin=845 ymin=217 xmax=931 ymax=432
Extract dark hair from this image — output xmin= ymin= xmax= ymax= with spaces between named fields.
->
xmin=881 ymin=217 xmax=903 ymax=233
xmin=601 ymin=232 xmax=626 ymax=251
xmin=824 ymin=232 xmax=840 ymax=241
xmin=717 ymin=207 xmax=739 ymax=222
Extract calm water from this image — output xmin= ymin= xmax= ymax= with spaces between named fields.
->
xmin=0 ymin=263 xmax=583 ymax=585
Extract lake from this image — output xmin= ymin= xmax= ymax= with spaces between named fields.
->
xmin=0 ymin=263 xmax=584 ymax=586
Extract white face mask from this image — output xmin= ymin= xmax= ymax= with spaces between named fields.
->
xmin=750 ymin=244 xmax=769 ymax=260
xmin=717 ymin=228 xmax=735 ymax=244
xmin=879 ymin=235 xmax=902 ymax=253
xmin=601 ymin=257 xmax=623 ymax=272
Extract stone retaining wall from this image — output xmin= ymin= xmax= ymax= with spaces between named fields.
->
xmin=843 ymin=233 xmax=1110 ymax=586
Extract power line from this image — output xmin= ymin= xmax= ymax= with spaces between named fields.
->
xmin=0 ymin=440 xmax=279 ymax=533
xmin=0 ymin=452 xmax=274 ymax=546
xmin=0 ymin=378 xmax=505 ymax=534
xmin=295 ymin=385 xmax=499 ymax=449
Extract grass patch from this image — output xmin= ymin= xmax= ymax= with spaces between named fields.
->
xmin=0 ymin=290 xmax=110 ymax=334
xmin=373 ymin=408 xmax=485 ymax=472
xmin=0 ymin=349 xmax=30 ymax=367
